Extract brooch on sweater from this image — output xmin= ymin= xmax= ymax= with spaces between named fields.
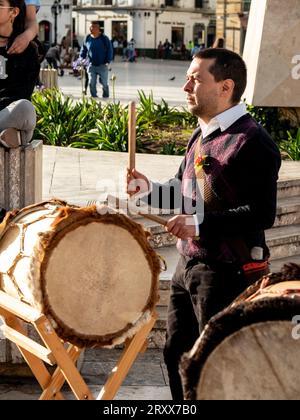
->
xmin=194 ymin=154 xmax=209 ymax=172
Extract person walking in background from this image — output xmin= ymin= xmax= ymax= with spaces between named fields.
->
xmin=163 ymin=39 xmax=172 ymax=59
xmin=112 ymin=37 xmax=118 ymax=61
xmin=128 ymin=38 xmax=136 ymax=63
xmin=127 ymin=48 xmax=281 ymax=399
xmin=157 ymin=41 xmax=164 ymax=59
xmin=212 ymin=37 xmax=225 ymax=48
xmin=45 ymin=44 xmax=60 ymax=69
xmin=80 ymin=22 xmax=113 ymax=99
xmin=122 ymin=37 xmax=128 ymax=61
xmin=190 ymin=43 xmax=200 ymax=58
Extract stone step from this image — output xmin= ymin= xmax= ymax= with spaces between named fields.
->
xmin=157 ymin=249 xmax=300 ymax=309
xmin=155 ymin=224 xmax=300 ymax=285
xmin=266 ymin=224 xmax=300 ymax=260
xmin=269 ymin=254 xmax=300 ymax=273
xmin=139 ymin=196 xmax=300 ymax=248
xmin=278 ymin=177 xmax=300 ymax=198
xmin=274 ymin=196 xmax=300 ymax=227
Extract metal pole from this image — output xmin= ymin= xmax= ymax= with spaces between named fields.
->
xmin=223 ymin=0 xmax=227 ymax=46
xmin=154 ymin=12 xmax=157 ymax=51
xmin=54 ymin=8 xmax=57 ymax=45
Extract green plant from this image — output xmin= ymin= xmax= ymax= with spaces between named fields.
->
xmin=32 ymin=89 xmax=195 ymax=153
xmin=161 ymin=142 xmax=185 ymax=156
xmin=246 ymin=104 xmax=295 ymax=143
xmin=280 ymin=128 xmax=300 ymax=161
xmin=137 ymin=90 xmax=197 ymax=128
xmin=32 ymin=89 xmax=103 ymax=146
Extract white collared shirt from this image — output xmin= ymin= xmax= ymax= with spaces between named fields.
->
xmin=194 ymin=102 xmax=248 ymax=235
xmin=143 ymin=103 xmax=248 ymax=237
xmin=199 ymin=102 xmax=248 ymax=139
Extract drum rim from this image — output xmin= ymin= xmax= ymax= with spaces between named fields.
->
xmin=180 ymin=281 xmax=300 ymax=400
xmin=39 ymin=205 xmax=160 ymax=348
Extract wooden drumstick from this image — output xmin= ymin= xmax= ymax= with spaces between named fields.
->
xmin=107 ymin=195 xmax=168 ymax=227
xmin=128 ymin=101 xmax=136 ymax=171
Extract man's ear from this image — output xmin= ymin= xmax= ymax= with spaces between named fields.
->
xmin=221 ymin=79 xmax=235 ymax=100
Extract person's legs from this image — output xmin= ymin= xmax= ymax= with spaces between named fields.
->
xmin=88 ymin=65 xmax=98 ymax=98
xmin=184 ymin=260 xmax=249 ymax=336
xmin=98 ymin=65 xmax=109 ymax=98
xmin=0 ymin=100 xmax=36 ymax=146
xmin=164 ymin=257 xmax=247 ymax=400
xmin=84 ymin=68 xmax=89 ymax=95
xmin=163 ymin=257 xmax=200 ymax=400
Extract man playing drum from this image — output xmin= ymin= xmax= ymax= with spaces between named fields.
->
xmin=127 ymin=48 xmax=281 ymax=400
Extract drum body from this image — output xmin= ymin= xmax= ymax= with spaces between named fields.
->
xmin=180 ymin=267 xmax=300 ymax=400
xmin=0 ymin=201 xmax=160 ymax=348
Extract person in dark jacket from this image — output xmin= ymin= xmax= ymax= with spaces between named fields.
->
xmin=0 ymin=0 xmax=39 ymax=145
xmin=0 ymin=0 xmax=40 ymax=221
xmin=80 ymin=22 xmax=113 ymax=99
xmin=127 ymin=48 xmax=281 ymax=400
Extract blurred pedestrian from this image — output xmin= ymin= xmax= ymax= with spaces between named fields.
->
xmin=80 ymin=22 xmax=113 ymax=98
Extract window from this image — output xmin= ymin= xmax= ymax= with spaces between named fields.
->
xmin=112 ymin=21 xmax=128 ymax=42
xmin=195 ymin=0 xmax=203 ymax=8
xmin=165 ymin=0 xmax=174 ymax=6
xmin=243 ymin=0 xmax=251 ymax=11
xmin=104 ymin=0 xmax=113 ymax=5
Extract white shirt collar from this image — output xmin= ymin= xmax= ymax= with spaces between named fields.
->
xmin=199 ymin=103 xmax=248 ymax=138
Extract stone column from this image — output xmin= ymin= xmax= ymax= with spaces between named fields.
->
xmin=39 ymin=69 xmax=58 ymax=89
xmin=0 ymin=140 xmax=43 ymax=211
xmin=243 ymin=0 xmax=300 ymax=108
xmin=0 ymin=140 xmax=43 ymax=367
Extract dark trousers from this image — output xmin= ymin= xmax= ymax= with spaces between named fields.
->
xmin=163 ymin=256 xmax=250 ymax=400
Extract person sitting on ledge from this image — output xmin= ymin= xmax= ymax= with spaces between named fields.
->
xmin=0 ymin=0 xmax=40 ymax=149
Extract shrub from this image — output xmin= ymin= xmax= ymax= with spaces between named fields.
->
xmin=32 ymin=89 xmax=196 ymax=154
xmin=280 ymin=128 xmax=300 ymax=161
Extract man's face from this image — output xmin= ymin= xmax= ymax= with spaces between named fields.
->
xmin=183 ymin=58 xmax=223 ymax=120
xmin=90 ymin=24 xmax=101 ymax=36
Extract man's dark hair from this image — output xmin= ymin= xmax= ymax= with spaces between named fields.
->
xmin=194 ymin=48 xmax=247 ymax=104
xmin=91 ymin=21 xmax=104 ymax=32
xmin=9 ymin=0 xmax=26 ymax=37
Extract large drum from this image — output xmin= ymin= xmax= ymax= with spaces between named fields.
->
xmin=180 ymin=264 xmax=300 ymax=400
xmin=0 ymin=200 xmax=161 ymax=348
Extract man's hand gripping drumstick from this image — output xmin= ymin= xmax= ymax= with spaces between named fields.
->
xmin=126 ymin=168 xmax=196 ymax=240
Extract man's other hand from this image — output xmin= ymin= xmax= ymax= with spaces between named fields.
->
xmin=126 ymin=168 xmax=150 ymax=197
xmin=166 ymin=215 xmax=197 ymax=240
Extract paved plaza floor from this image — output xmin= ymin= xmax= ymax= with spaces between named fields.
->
xmin=58 ymin=57 xmax=189 ymax=107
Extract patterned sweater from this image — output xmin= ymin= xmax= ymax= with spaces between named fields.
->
xmin=146 ymin=114 xmax=281 ymax=264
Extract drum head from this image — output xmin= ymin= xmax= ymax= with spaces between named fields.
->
xmin=181 ymin=291 xmax=300 ymax=400
xmin=44 ymin=222 xmax=153 ymax=341
xmin=0 ymin=203 xmax=160 ymax=348
xmin=197 ymin=320 xmax=300 ymax=400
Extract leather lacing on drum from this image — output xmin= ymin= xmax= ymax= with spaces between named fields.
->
xmin=246 ymin=287 xmax=300 ymax=302
xmin=0 ymin=200 xmax=66 ymax=302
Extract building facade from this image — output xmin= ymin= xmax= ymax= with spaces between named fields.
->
xmin=216 ymin=0 xmax=251 ymax=54
xmin=72 ymin=0 xmax=217 ymax=56
xmin=38 ymin=0 xmax=73 ymax=48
